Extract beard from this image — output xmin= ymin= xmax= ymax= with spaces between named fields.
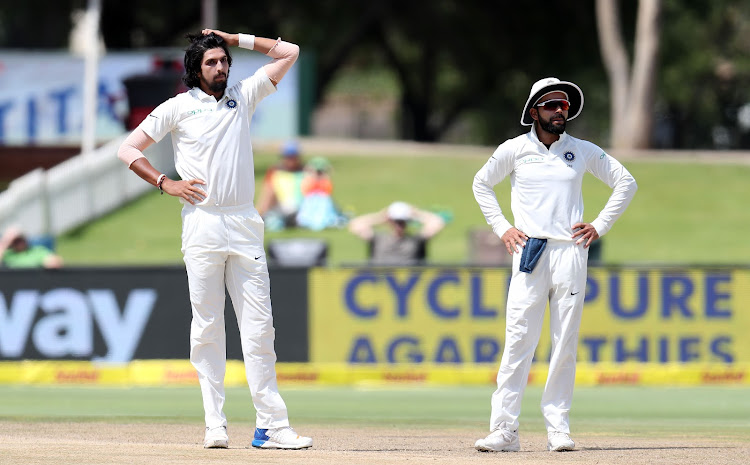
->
xmin=538 ymin=113 xmax=567 ymax=135
xmin=200 ymin=70 xmax=229 ymax=94
xmin=208 ymin=74 xmax=228 ymax=93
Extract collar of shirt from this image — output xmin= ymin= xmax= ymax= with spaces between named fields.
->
xmin=189 ymin=86 xmax=230 ymax=103
xmin=529 ymin=124 xmax=568 ymax=150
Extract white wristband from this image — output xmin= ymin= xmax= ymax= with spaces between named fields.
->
xmin=156 ymin=173 xmax=166 ymax=188
xmin=238 ymin=33 xmax=255 ymax=50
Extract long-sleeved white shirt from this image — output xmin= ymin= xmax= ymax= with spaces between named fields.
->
xmin=473 ymin=125 xmax=637 ymax=241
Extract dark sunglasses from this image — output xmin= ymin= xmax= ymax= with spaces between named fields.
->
xmin=536 ymin=99 xmax=570 ymax=111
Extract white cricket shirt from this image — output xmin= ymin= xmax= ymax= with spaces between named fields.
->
xmin=139 ymin=67 xmax=276 ymax=208
xmin=473 ymin=125 xmax=637 ymax=241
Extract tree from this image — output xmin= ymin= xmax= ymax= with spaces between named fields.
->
xmin=242 ymin=1 xmax=603 ymax=143
xmin=596 ymin=0 xmax=662 ymax=149
xmin=657 ymin=0 xmax=750 ymax=149
xmin=357 ymin=1 xmax=603 ymax=142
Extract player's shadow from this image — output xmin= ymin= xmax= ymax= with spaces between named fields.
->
xmin=582 ymin=446 xmax=735 ymax=451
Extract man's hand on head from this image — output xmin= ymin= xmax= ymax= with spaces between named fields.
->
xmin=201 ymin=29 xmax=238 ymax=47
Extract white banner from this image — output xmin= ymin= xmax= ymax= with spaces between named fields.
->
xmin=0 ymin=50 xmax=298 ymax=145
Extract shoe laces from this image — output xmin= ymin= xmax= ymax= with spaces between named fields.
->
xmin=489 ymin=427 xmax=517 ymax=442
xmin=205 ymin=426 xmax=227 ymax=441
xmin=269 ymin=426 xmax=301 ymax=442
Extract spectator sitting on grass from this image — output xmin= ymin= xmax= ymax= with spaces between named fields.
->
xmin=0 ymin=226 xmax=63 ymax=269
xmin=295 ymin=156 xmax=347 ymax=231
xmin=256 ymin=140 xmax=305 ymax=230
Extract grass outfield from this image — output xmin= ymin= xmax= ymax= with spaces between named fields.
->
xmin=55 ymin=150 xmax=750 ymax=266
xmin=1 ymin=385 xmax=748 ymax=438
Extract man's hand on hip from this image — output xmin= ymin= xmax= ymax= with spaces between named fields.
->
xmin=500 ymin=227 xmax=528 ymax=255
xmin=572 ymin=222 xmax=599 ymax=248
xmin=162 ymin=178 xmax=206 ymax=205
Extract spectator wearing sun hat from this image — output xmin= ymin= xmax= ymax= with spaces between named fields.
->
xmin=348 ymin=201 xmax=445 ymax=265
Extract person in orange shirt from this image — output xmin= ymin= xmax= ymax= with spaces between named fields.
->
xmin=296 ymin=157 xmax=346 ymax=230
xmin=300 ymin=157 xmax=333 ymax=195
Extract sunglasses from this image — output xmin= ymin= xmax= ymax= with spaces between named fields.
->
xmin=536 ymin=99 xmax=570 ymax=111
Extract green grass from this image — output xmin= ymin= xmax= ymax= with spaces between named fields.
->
xmin=56 ymin=149 xmax=750 ymax=266
xmin=1 ymin=385 xmax=749 ymax=438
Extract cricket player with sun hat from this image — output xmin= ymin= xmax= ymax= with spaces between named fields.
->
xmin=472 ymin=77 xmax=637 ymax=452
xmin=117 ymin=29 xmax=312 ymax=450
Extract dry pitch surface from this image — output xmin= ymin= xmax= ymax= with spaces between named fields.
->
xmin=1 ymin=421 xmax=748 ymax=465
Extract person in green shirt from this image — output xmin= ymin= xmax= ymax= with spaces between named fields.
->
xmin=0 ymin=227 xmax=63 ymax=269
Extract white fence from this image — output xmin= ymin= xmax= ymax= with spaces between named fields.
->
xmin=0 ymin=136 xmax=175 ymax=238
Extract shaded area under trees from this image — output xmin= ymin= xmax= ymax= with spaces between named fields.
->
xmin=2 ymin=0 xmax=750 ymax=148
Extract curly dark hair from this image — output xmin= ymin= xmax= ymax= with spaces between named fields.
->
xmin=182 ymin=32 xmax=233 ymax=89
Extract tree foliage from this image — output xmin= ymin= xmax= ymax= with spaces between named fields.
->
xmin=657 ymin=0 xmax=750 ymax=148
xmin=2 ymin=0 xmax=749 ymax=147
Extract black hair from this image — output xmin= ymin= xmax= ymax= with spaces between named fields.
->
xmin=182 ymin=32 xmax=233 ymax=88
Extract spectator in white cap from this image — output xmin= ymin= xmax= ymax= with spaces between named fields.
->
xmin=348 ymin=201 xmax=445 ymax=265
xmin=472 ymin=77 xmax=637 ymax=453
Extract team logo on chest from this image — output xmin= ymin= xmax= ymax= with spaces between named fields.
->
xmin=563 ymin=151 xmax=575 ymax=162
xmin=226 ymin=99 xmax=237 ymax=109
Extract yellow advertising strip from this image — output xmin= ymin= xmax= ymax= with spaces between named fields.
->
xmin=0 ymin=361 xmax=748 ymax=386
xmin=308 ymin=268 xmax=750 ymax=365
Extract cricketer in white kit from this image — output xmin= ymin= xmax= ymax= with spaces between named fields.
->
xmin=472 ymin=77 xmax=637 ymax=452
xmin=117 ymin=29 xmax=312 ymax=450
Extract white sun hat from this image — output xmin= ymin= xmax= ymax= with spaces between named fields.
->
xmin=387 ymin=201 xmax=412 ymax=221
xmin=520 ymin=77 xmax=584 ymax=126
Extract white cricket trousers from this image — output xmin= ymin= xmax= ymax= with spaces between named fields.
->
xmin=490 ymin=240 xmax=588 ymax=434
xmin=181 ymin=203 xmax=290 ymax=430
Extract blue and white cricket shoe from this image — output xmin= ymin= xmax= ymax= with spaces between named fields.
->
xmin=252 ymin=426 xmax=313 ymax=449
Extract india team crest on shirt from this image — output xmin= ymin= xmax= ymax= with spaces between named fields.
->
xmin=563 ymin=151 xmax=575 ymax=162
xmin=226 ymin=99 xmax=237 ymax=109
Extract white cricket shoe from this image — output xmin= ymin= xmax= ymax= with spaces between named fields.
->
xmin=547 ymin=431 xmax=575 ymax=451
xmin=252 ymin=426 xmax=313 ymax=449
xmin=203 ymin=426 xmax=228 ymax=449
xmin=474 ymin=426 xmax=520 ymax=452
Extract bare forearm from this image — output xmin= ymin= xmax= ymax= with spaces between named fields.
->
xmin=204 ymin=29 xmax=299 ymax=85
xmin=203 ymin=29 xmax=284 ymax=54
xmin=253 ymin=37 xmax=279 ymax=54
xmin=348 ymin=211 xmax=387 ymax=239
xmin=129 ymin=157 xmax=163 ymax=186
xmin=414 ymin=209 xmax=445 ymax=239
